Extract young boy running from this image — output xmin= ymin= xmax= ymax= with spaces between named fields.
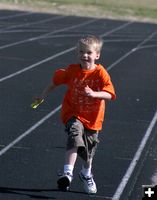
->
xmin=35 ymin=35 xmax=116 ymax=194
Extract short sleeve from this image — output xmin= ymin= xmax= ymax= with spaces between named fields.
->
xmin=52 ymin=69 xmax=68 ymax=85
xmin=100 ymin=68 xmax=116 ymax=100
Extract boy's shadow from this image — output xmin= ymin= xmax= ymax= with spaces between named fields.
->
xmin=0 ymin=186 xmax=85 ymax=199
xmin=0 ymin=187 xmax=57 ymax=199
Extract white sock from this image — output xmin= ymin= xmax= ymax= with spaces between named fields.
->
xmin=64 ymin=164 xmax=74 ymax=175
xmin=81 ymin=166 xmax=91 ymax=177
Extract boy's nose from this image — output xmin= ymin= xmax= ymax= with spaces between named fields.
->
xmin=83 ymin=53 xmax=88 ymax=58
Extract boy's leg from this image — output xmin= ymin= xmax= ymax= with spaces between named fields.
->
xmin=57 ymin=148 xmax=77 ymax=191
xmin=64 ymin=117 xmax=85 ymax=173
xmin=81 ymin=158 xmax=92 ymax=176
xmin=57 ymin=117 xmax=85 ymax=190
xmin=79 ymin=158 xmax=97 ymax=194
xmin=63 ymin=147 xmax=78 ymax=175
xmin=65 ymin=147 xmax=78 ymax=166
xmin=78 ymin=131 xmax=99 ymax=194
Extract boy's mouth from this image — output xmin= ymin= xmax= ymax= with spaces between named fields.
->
xmin=81 ymin=59 xmax=89 ymax=63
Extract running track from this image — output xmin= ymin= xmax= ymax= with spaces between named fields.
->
xmin=0 ymin=9 xmax=157 ymax=200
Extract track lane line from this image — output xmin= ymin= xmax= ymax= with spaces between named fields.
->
xmin=0 ymin=21 xmax=133 ymax=83
xmin=0 ymin=47 xmax=76 ymax=82
xmin=0 ymin=105 xmax=62 ymax=156
xmin=0 ymin=18 xmax=98 ymax=50
xmin=108 ymin=30 xmax=157 ymax=71
xmin=111 ymin=30 xmax=157 ymax=200
xmin=0 ymin=12 xmax=32 ymax=20
xmin=0 ymin=15 xmax=65 ymax=32
xmin=112 ymin=110 xmax=157 ymax=200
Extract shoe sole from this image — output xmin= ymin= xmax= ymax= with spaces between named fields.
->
xmin=57 ymin=176 xmax=70 ymax=191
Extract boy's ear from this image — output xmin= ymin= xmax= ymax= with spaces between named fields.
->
xmin=95 ymin=53 xmax=100 ymax=60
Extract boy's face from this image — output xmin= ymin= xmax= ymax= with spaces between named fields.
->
xmin=77 ymin=43 xmax=100 ymax=69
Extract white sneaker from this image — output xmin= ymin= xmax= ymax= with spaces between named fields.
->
xmin=79 ymin=172 xmax=97 ymax=194
xmin=57 ymin=172 xmax=73 ymax=191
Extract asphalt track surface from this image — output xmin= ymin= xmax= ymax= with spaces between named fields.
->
xmin=0 ymin=9 xmax=157 ymax=200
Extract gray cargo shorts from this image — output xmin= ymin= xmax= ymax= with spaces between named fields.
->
xmin=65 ymin=117 xmax=99 ymax=161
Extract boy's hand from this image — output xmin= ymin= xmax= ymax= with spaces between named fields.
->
xmin=84 ymin=85 xmax=95 ymax=97
xmin=31 ymin=98 xmax=44 ymax=109
xmin=31 ymin=83 xmax=56 ymax=109
xmin=85 ymin=85 xmax=113 ymax=100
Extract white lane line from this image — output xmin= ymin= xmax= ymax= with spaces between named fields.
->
xmin=0 ymin=18 xmax=98 ymax=50
xmin=151 ymin=170 xmax=157 ymax=185
xmin=111 ymin=30 xmax=157 ymax=200
xmin=132 ymin=30 xmax=157 ymax=52
xmin=0 ymin=105 xmax=62 ymax=157
xmin=0 ymin=29 xmax=49 ymax=33
xmin=100 ymin=21 xmax=133 ymax=37
xmin=137 ymin=44 xmax=157 ymax=50
xmin=0 ymin=21 xmax=133 ymax=82
xmin=0 ymin=12 xmax=32 ymax=20
xmin=0 ymin=47 xmax=76 ymax=82
xmin=0 ymin=144 xmax=30 ymax=150
xmin=108 ymin=30 xmax=157 ymax=71
xmin=112 ymin=110 xmax=157 ymax=200
xmin=0 ymin=15 xmax=65 ymax=32
xmin=135 ymin=31 xmax=157 ymax=50
xmin=107 ymin=50 xmax=135 ymax=71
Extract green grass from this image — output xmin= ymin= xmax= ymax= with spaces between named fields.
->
xmin=1 ymin=0 xmax=157 ymax=21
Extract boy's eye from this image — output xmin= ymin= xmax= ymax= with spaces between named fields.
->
xmin=79 ymin=51 xmax=92 ymax=54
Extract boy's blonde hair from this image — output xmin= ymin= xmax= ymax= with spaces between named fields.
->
xmin=77 ymin=35 xmax=103 ymax=53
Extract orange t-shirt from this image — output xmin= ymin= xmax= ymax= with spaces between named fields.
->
xmin=52 ymin=64 xmax=116 ymax=130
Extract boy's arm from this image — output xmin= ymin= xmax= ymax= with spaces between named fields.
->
xmin=84 ymin=85 xmax=112 ymax=100
xmin=36 ymin=83 xmax=57 ymax=101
